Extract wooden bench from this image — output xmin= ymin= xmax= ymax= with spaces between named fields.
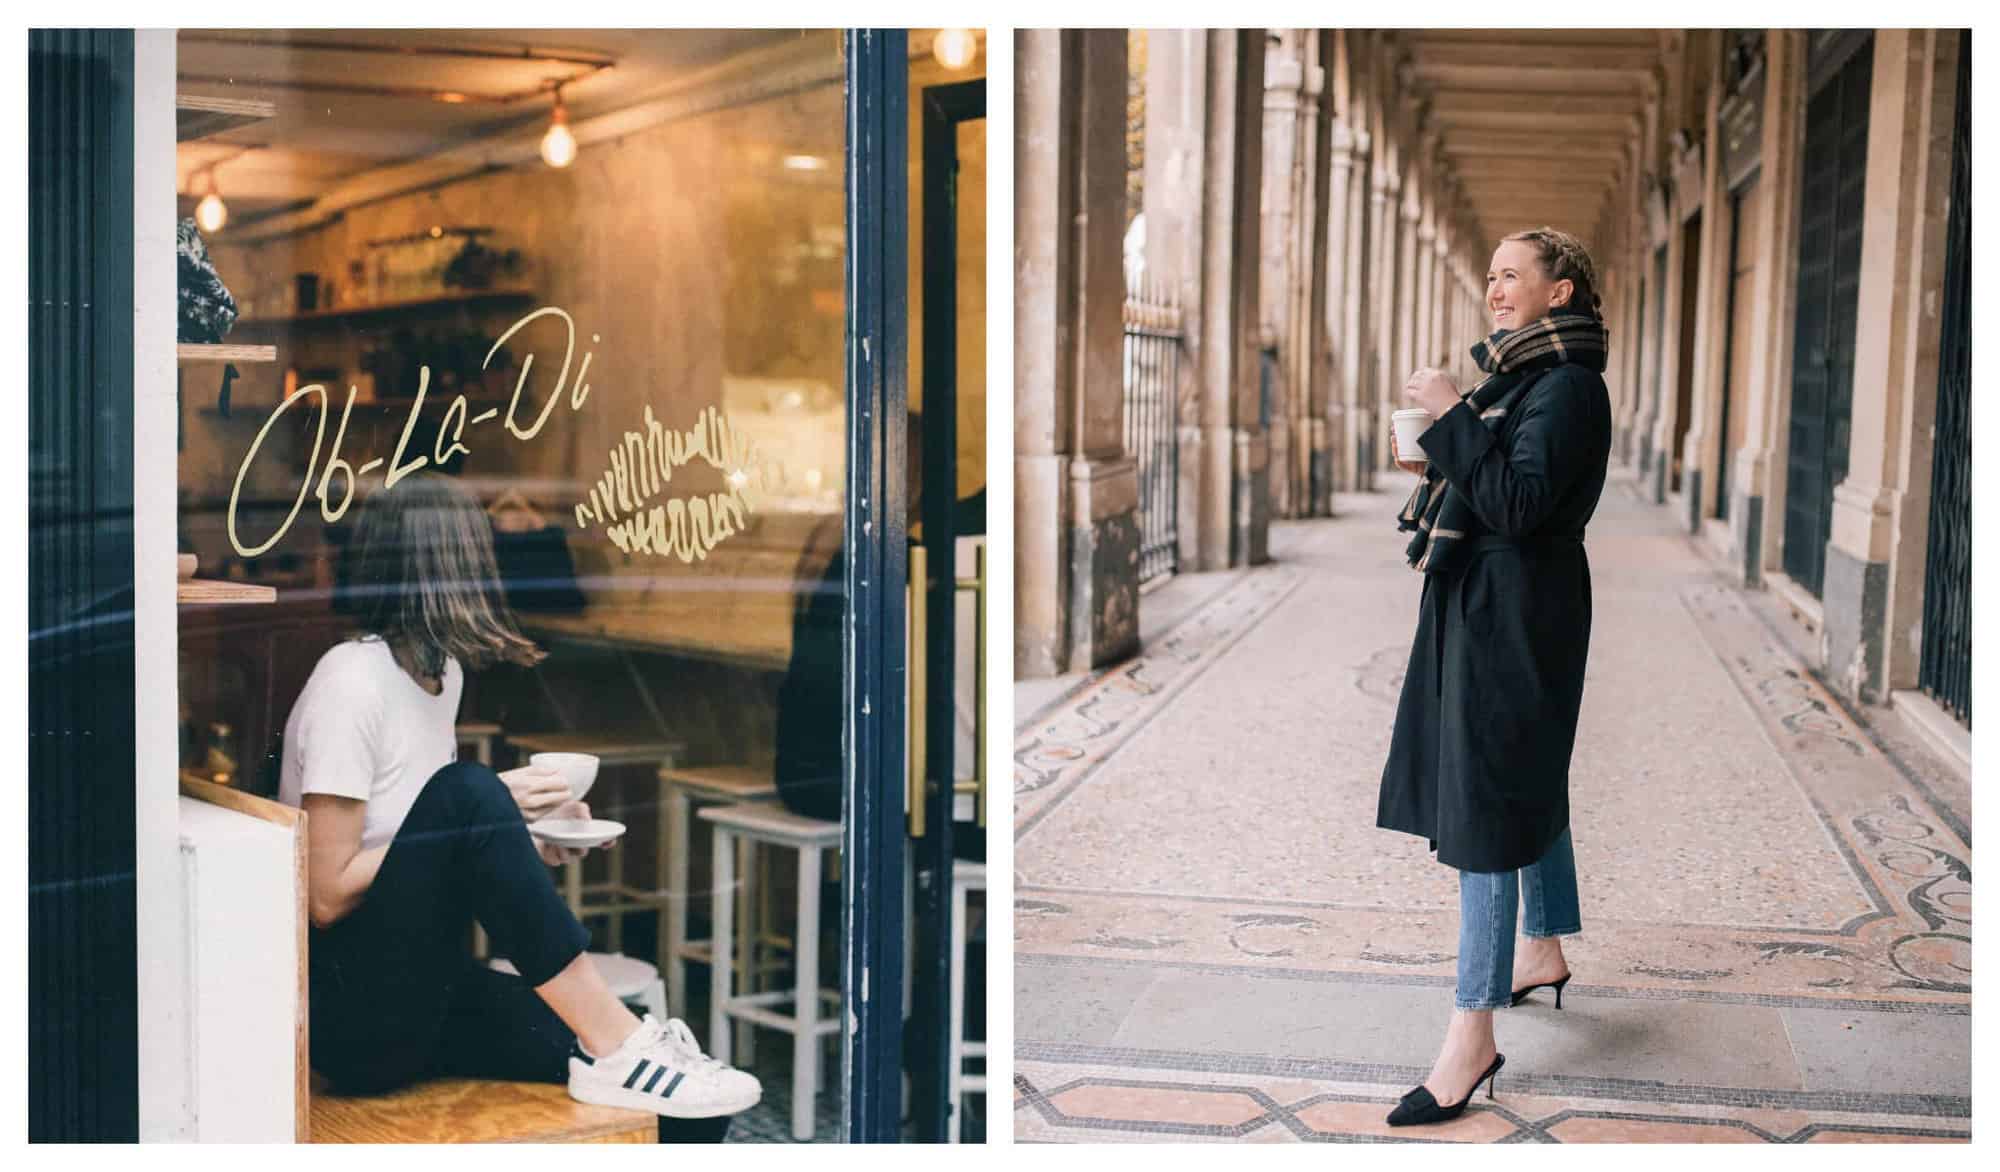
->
xmin=311 ymin=1077 xmax=660 ymax=1144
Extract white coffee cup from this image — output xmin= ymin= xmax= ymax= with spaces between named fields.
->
xmin=1392 ymin=409 xmax=1433 ymax=464
xmin=530 ymin=752 xmax=600 ymax=802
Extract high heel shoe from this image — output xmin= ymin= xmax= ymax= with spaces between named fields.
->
xmin=1510 ymin=972 xmax=1572 ymax=1008
xmin=1385 ymin=1053 xmax=1505 ymax=1127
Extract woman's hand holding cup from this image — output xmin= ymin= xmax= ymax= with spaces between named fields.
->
xmin=1403 ymin=367 xmax=1461 ymax=418
xmin=499 ymin=764 xmax=571 ymax=822
xmin=1390 ymin=429 xmax=1427 ymax=476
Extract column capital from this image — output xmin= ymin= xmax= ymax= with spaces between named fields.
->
xmin=1352 ymin=127 xmax=1372 ymax=156
xmin=1331 ymin=119 xmax=1355 ymax=152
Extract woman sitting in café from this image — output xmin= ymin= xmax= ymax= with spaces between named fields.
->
xmin=279 ymin=472 xmax=761 ymax=1119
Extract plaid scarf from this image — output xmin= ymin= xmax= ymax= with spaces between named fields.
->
xmin=1397 ymin=311 xmax=1610 ymax=574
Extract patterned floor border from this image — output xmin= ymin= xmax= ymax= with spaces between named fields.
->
xmin=1014 ymin=1058 xmax=1972 ymax=1144
xmin=1013 ymin=950 xmax=1971 ymax=1017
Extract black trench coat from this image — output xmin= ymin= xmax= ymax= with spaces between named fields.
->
xmin=1376 ymin=362 xmax=1613 ymax=873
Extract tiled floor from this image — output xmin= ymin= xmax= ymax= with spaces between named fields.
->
xmin=1013 ymin=473 xmax=1971 ymax=1143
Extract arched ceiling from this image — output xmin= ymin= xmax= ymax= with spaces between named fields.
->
xmin=1397 ymin=29 xmax=1671 ymax=258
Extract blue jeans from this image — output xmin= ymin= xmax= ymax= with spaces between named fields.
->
xmin=1455 ymin=828 xmax=1581 ymax=1010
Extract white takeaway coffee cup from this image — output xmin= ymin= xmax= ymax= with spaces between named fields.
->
xmin=1392 ymin=409 xmax=1433 ymax=463
xmin=530 ymin=752 xmax=600 ymax=802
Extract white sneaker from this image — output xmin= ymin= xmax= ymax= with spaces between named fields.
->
xmin=568 ymin=1015 xmax=762 ymax=1119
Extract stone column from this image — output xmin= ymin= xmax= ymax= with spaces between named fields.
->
xmin=1299 ymin=32 xmax=1332 ymax=518
xmin=1322 ymin=54 xmax=1356 ymax=509
xmin=1823 ymin=28 xmax=1961 ymax=704
xmin=1430 ymin=222 xmax=1451 ymax=366
xmin=1013 ymin=29 xmax=1139 ymax=677
xmin=1154 ymin=29 xmax=1266 ymax=570
xmin=1730 ymin=31 xmax=1807 ymax=587
xmin=1259 ymin=30 xmax=1305 ymax=520
xmin=1678 ymin=41 xmax=1731 ymax=534
xmin=1394 ymin=158 xmax=1423 ymax=423
xmin=1371 ymin=159 xmax=1400 ymax=477
xmin=1339 ymin=33 xmax=1376 ymax=492
xmin=1413 ymin=198 xmax=1437 ymax=371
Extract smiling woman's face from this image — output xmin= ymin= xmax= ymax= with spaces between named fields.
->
xmin=1486 ymin=239 xmax=1573 ymax=331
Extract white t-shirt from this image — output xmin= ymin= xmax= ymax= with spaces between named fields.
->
xmin=279 ymin=636 xmax=464 ymax=851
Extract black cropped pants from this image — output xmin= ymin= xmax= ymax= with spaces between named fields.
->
xmin=308 ymin=761 xmax=591 ymax=1094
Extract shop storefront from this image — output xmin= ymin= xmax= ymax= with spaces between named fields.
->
xmin=29 ymin=26 xmax=988 ymax=1143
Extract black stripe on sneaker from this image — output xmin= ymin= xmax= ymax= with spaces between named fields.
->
xmin=623 ymin=1059 xmax=651 ymax=1089
xmin=641 ymin=1066 xmax=667 ymax=1094
xmin=662 ymin=1072 xmax=685 ymax=1099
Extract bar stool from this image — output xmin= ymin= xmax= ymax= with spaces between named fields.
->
xmin=503 ymin=731 xmax=683 ymax=954
xmin=657 ymin=765 xmax=786 ymax=1046
xmin=949 ymin=859 xmax=987 ymax=1143
xmin=701 ymin=801 xmax=842 ymax=1142
xmin=455 ymin=722 xmax=503 ymax=767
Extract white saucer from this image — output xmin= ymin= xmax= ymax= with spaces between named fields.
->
xmin=529 ymin=817 xmax=626 ymax=849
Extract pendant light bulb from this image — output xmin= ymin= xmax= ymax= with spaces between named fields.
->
xmin=932 ymin=28 xmax=978 ymax=71
xmin=195 ymin=169 xmax=228 ymax=233
xmin=541 ymin=88 xmax=577 ymax=169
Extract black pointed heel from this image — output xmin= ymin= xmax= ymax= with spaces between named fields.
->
xmin=1510 ymin=972 xmax=1572 ymax=1008
xmin=1385 ymin=1053 xmax=1505 ymax=1127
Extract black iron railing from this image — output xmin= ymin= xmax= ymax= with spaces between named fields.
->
xmin=1123 ymin=278 xmax=1182 ymax=584
xmin=1919 ymin=40 xmax=1971 ymax=726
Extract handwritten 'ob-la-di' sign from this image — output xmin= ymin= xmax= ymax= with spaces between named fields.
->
xmin=227 ymin=307 xmax=595 ymax=558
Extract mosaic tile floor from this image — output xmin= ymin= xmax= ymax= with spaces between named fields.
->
xmin=1014 ymin=476 xmax=1970 ymax=1143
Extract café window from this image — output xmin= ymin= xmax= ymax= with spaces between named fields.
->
xmin=170 ymin=28 xmax=986 ymax=1142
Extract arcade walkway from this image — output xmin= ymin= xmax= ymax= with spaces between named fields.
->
xmin=1012 ymin=471 xmax=1970 ymax=1143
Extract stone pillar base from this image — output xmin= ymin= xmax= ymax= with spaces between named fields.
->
xmin=1684 ymin=467 xmax=1703 ymax=533
xmin=1822 ymin=542 xmax=1890 ymax=705
xmin=1067 ymin=456 xmax=1142 ymax=669
xmin=1651 ymin=456 xmax=1668 ymax=505
xmin=1234 ymin=428 xmax=1270 ymax=566
xmin=1355 ymin=404 xmax=1378 ymax=493
xmin=1014 ymin=450 xmax=1067 ymax=678
xmin=1308 ymin=416 xmax=1333 ymax=517
xmin=1728 ymin=491 xmax=1764 ymax=588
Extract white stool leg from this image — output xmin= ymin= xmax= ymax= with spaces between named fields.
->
xmin=737 ymin=837 xmax=757 ymax=1064
xmin=949 ymin=874 xmax=968 ymax=1143
xmin=665 ymin=787 xmax=691 ymax=1017
xmin=603 ymin=775 xmax=625 ymax=955
xmin=564 ymin=857 xmax=584 ymax=920
xmin=792 ymin=843 xmax=821 ymax=1142
xmin=709 ymin=827 xmax=734 ymax=1064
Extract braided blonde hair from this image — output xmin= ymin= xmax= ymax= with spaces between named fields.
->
xmin=1503 ymin=226 xmax=1603 ymax=320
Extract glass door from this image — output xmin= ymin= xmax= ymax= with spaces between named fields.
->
xmin=910 ymin=72 xmax=986 ymax=1142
